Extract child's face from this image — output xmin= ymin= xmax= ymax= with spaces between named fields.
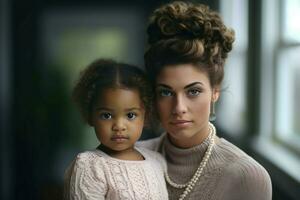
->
xmin=90 ymin=88 xmax=145 ymax=152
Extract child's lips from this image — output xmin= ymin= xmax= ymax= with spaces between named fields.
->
xmin=111 ymin=135 xmax=129 ymax=142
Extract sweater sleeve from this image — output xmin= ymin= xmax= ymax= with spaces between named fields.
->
xmin=64 ymin=152 xmax=108 ymax=200
xmin=219 ymin=157 xmax=272 ymax=200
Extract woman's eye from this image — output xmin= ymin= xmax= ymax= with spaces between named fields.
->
xmin=127 ymin=112 xmax=137 ymax=120
xmin=187 ymin=89 xmax=201 ymax=96
xmin=158 ymin=89 xmax=173 ymax=97
xmin=99 ymin=112 xmax=112 ymax=120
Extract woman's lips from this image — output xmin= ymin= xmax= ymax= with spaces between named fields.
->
xmin=170 ymin=120 xmax=192 ymax=128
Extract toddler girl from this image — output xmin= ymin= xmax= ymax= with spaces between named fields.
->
xmin=64 ymin=59 xmax=168 ymax=200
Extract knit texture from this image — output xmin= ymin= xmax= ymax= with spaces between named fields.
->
xmin=64 ymin=147 xmax=168 ymax=200
xmin=137 ymin=133 xmax=272 ymax=200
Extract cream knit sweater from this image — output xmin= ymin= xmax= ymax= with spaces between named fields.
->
xmin=137 ymin=132 xmax=272 ymax=200
xmin=64 ymin=147 xmax=168 ymax=200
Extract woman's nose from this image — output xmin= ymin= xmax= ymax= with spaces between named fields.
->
xmin=172 ymin=95 xmax=187 ymax=115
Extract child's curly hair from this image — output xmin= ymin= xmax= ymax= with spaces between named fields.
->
xmin=72 ymin=59 xmax=153 ymax=124
xmin=145 ymin=1 xmax=235 ymax=88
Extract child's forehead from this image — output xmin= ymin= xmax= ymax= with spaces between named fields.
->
xmin=96 ymin=86 xmax=140 ymax=96
xmin=94 ymin=87 xmax=143 ymax=108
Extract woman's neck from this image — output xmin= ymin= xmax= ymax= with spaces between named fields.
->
xmin=98 ymin=145 xmax=144 ymax=161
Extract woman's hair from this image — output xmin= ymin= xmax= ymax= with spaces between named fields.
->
xmin=144 ymin=1 xmax=235 ymax=88
xmin=72 ymin=59 xmax=153 ymax=124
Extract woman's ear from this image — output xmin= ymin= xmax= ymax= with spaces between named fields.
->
xmin=212 ymin=87 xmax=220 ymax=102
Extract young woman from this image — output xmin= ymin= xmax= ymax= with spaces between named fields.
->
xmin=138 ymin=1 xmax=272 ymax=200
xmin=64 ymin=59 xmax=168 ymax=200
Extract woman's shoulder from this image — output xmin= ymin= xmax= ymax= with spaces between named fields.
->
xmin=215 ymin=138 xmax=269 ymax=173
xmin=214 ymin=138 xmax=272 ymax=199
xmin=215 ymin=138 xmax=262 ymax=164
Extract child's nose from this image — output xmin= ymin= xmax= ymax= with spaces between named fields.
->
xmin=112 ymin=119 xmax=126 ymax=131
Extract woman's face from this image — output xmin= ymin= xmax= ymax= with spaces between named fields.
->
xmin=155 ymin=64 xmax=219 ymax=148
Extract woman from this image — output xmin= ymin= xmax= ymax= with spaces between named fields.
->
xmin=138 ymin=1 xmax=272 ymax=200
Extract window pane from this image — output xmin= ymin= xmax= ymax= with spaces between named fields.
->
xmin=283 ymin=0 xmax=300 ymax=42
xmin=276 ymin=47 xmax=300 ymax=145
xmin=217 ymin=54 xmax=247 ymax=135
xmin=220 ymin=0 xmax=248 ymax=49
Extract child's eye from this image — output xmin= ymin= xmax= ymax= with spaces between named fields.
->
xmin=158 ymin=89 xmax=173 ymax=97
xmin=127 ymin=112 xmax=137 ymax=120
xmin=187 ymin=88 xmax=201 ymax=96
xmin=99 ymin=112 xmax=112 ymax=120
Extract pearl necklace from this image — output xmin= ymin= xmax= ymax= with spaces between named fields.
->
xmin=164 ymin=123 xmax=216 ymax=200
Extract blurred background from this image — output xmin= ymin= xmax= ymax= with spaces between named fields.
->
xmin=1 ymin=0 xmax=299 ymax=199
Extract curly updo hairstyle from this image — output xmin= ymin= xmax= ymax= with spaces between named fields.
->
xmin=144 ymin=1 xmax=235 ymax=88
xmin=72 ymin=59 xmax=153 ymax=124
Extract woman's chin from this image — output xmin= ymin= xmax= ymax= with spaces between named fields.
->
xmin=167 ymin=129 xmax=195 ymax=140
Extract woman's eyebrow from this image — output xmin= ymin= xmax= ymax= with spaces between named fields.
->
xmin=184 ymin=82 xmax=203 ymax=89
xmin=156 ymin=82 xmax=203 ymax=89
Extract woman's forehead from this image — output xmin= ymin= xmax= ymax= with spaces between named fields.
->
xmin=156 ymin=64 xmax=210 ymax=88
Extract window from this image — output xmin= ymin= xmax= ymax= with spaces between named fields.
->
xmin=220 ymin=0 xmax=300 ymax=196
xmin=256 ymin=0 xmax=300 ymax=185
xmin=276 ymin=0 xmax=300 ymax=152
xmin=218 ymin=0 xmax=248 ymax=135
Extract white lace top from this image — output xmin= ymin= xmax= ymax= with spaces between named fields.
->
xmin=64 ymin=147 xmax=168 ymax=200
